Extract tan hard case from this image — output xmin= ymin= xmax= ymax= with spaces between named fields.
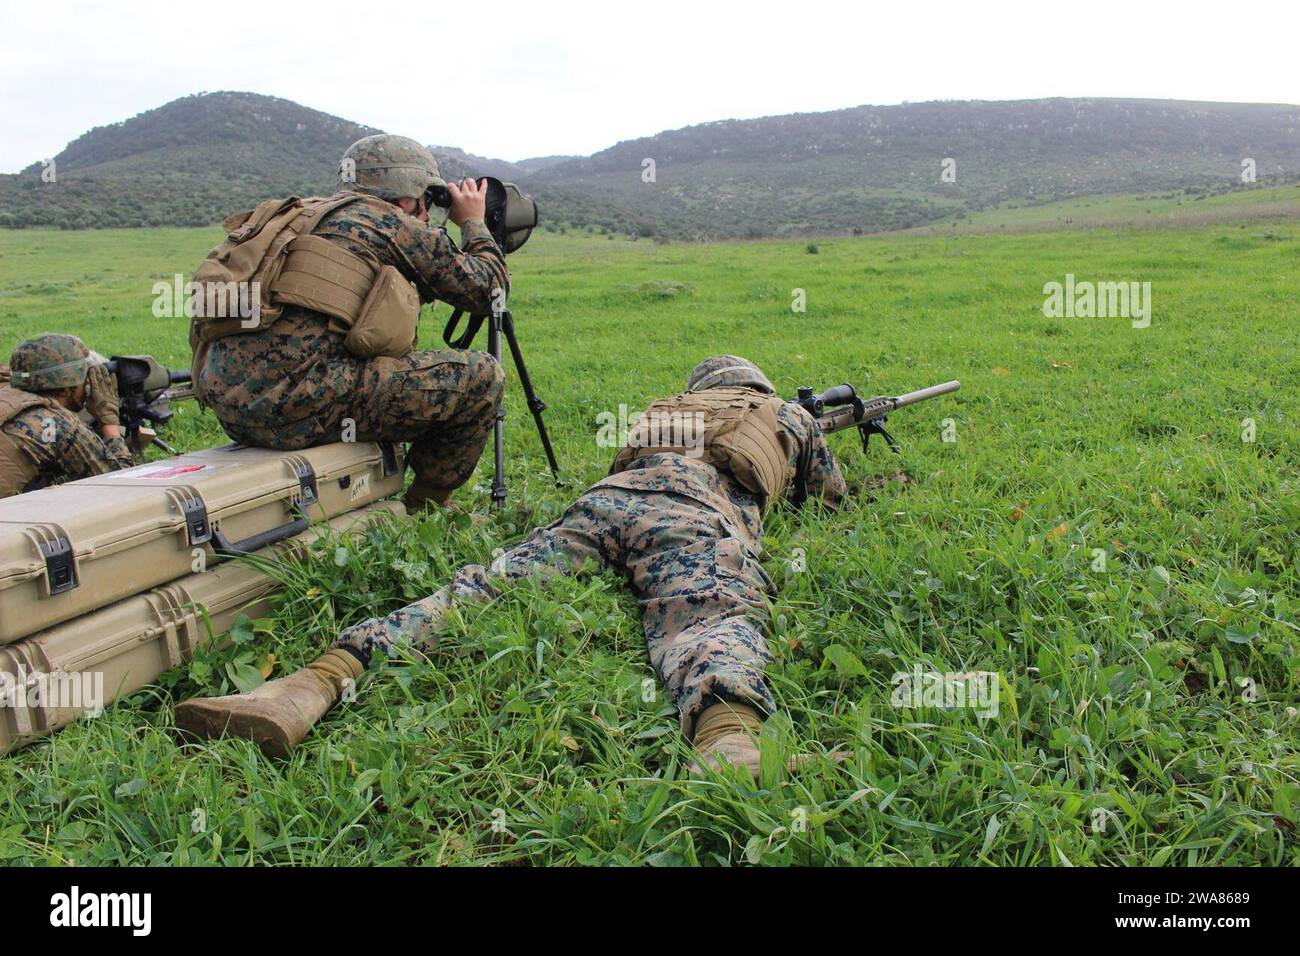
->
xmin=0 ymin=441 xmax=404 ymax=645
xmin=0 ymin=499 xmax=405 ymax=755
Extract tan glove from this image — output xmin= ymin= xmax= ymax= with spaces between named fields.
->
xmin=85 ymin=364 xmax=121 ymax=427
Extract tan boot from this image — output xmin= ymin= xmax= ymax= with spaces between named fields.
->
xmin=174 ymin=649 xmax=363 ymax=758
xmin=688 ymin=702 xmax=851 ymax=779
xmin=689 ymin=701 xmax=765 ymax=778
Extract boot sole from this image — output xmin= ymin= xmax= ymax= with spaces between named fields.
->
xmin=174 ymin=700 xmax=294 ymax=759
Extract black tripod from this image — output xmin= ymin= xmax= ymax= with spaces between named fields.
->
xmin=444 ymin=305 xmax=562 ymax=509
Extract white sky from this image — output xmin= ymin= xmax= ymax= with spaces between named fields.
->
xmin=1 ymin=0 xmax=1297 ymax=173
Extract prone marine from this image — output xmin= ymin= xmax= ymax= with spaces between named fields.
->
xmin=176 ymin=355 xmax=848 ymax=778
xmin=0 ymin=333 xmax=133 ymax=498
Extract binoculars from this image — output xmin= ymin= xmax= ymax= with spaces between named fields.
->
xmin=425 ymin=176 xmax=538 ymax=253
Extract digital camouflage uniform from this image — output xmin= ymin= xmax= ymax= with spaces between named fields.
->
xmin=0 ymin=335 xmax=133 ymax=498
xmin=173 ymin=356 xmax=849 ymax=763
xmin=195 ymin=136 xmax=509 ymax=502
xmin=0 ymin=397 xmax=134 ymax=497
xmin=335 ymin=397 xmax=846 ymax=736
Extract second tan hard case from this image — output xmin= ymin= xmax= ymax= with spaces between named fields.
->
xmin=0 ymin=499 xmax=405 ymax=755
xmin=0 ymin=441 xmax=405 ymax=644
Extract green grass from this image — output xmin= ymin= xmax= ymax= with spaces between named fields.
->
xmin=907 ymin=182 xmax=1300 ymax=235
xmin=0 ymin=221 xmax=1297 ymax=865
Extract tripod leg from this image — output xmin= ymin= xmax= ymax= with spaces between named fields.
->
xmin=501 ymin=311 xmax=563 ymax=486
xmin=489 ymin=313 xmax=508 ymax=509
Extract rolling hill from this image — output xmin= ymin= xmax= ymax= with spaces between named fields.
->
xmin=2 ymin=92 xmax=379 ymax=229
xmin=2 ymin=92 xmax=1298 ymax=238
xmin=529 ymin=98 xmax=1300 ymax=239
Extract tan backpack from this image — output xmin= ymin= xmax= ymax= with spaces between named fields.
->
xmin=0 ymin=387 xmax=55 ymax=497
xmin=188 ymin=194 xmax=420 ymax=376
xmin=609 ymin=387 xmax=794 ymax=505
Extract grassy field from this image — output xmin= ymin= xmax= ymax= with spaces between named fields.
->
xmin=908 ymin=182 xmax=1300 ymax=236
xmin=0 ymin=219 xmax=1297 ymax=865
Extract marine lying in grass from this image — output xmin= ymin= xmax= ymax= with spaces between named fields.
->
xmin=175 ymin=355 xmax=848 ymax=778
xmin=0 ymin=334 xmax=134 ymax=498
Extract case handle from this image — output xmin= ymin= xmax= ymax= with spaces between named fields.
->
xmin=210 ymin=460 xmax=318 ymax=556
xmin=211 ymin=513 xmax=309 ymax=557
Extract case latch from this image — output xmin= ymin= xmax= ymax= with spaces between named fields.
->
xmin=379 ymin=442 xmax=400 ymax=477
xmin=40 ymin=536 xmax=77 ymax=596
xmin=180 ymin=492 xmax=212 ymax=547
xmin=293 ymin=461 xmax=318 ymax=508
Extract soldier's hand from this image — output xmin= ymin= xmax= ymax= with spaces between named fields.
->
xmin=85 ymin=364 xmax=121 ymax=427
xmin=447 ymin=177 xmax=487 ymax=226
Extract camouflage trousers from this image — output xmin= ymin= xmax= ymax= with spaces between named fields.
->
xmin=349 ymin=349 xmax=502 ymax=496
xmin=335 ymin=486 xmax=778 ymax=736
xmin=213 ymin=348 xmax=503 ymax=496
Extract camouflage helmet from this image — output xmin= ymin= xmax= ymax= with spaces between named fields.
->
xmin=8 ymin=333 xmax=90 ymax=392
xmin=339 ymin=134 xmax=446 ymax=201
xmin=687 ymin=355 xmax=775 ymax=394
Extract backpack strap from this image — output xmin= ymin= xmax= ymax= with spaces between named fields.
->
xmin=264 ymin=193 xmax=369 ymax=266
xmin=293 ymin=192 xmax=374 ymax=237
xmin=0 ymin=387 xmax=53 ymax=427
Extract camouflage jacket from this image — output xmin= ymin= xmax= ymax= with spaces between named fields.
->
xmin=594 ymin=402 xmax=847 ymax=557
xmin=0 ymin=387 xmax=134 ymax=497
xmin=195 ymin=197 xmax=509 ymax=431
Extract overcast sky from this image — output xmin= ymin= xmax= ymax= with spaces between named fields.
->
xmin=2 ymin=0 xmax=1297 ymax=173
